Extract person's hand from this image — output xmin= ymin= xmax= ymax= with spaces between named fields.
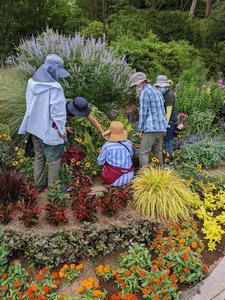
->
xmin=139 ymin=132 xmax=144 ymax=139
xmin=102 ymin=130 xmax=111 ymax=140
xmin=66 ymin=126 xmax=73 ymax=134
xmin=59 ymin=130 xmax=67 ymax=139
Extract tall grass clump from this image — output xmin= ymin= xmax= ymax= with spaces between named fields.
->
xmin=18 ymin=28 xmax=133 ymax=111
xmin=132 ymin=168 xmax=199 ymax=223
xmin=0 ymin=68 xmax=26 ymax=136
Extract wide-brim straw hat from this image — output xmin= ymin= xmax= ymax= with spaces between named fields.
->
xmin=155 ymin=75 xmax=170 ymax=88
xmin=103 ymin=121 xmax=128 ymax=142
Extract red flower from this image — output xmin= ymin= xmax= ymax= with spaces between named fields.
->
xmin=42 ymin=285 xmax=50 ymax=294
xmin=14 ymin=280 xmax=21 ymax=288
xmin=153 ymin=294 xmax=159 ymax=300
xmin=151 ymin=265 xmax=158 ymax=272
xmin=156 ymin=280 xmax=162 ymax=287
xmin=51 ymin=271 xmax=59 ymax=278
xmin=182 ymin=253 xmax=189 ymax=261
xmin=170 ymin=274 xmax=177 ymax=282
xmin=28 ymin=294 xmax=35 ymax=300
xmin=184 ymin=267 xmax=190 ymax=274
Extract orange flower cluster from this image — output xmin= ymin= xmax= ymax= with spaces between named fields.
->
xmin=59 ymin=263 xmax=83 ymax=279
xmin=77 ymin=277 xmax=106 ymax=299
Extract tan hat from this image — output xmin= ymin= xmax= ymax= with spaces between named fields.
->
xmin=103 ymin=121 xmax=128 ymax=142
xmin=155 ymin=75 xmax=170 ymax=88
xmin=129 ymin=72 xmax=147 ymax=88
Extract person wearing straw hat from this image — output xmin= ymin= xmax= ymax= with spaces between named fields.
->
xmin=66 ymin=96 xmax=104 ymax=136
xmin=155 ymin=75 xmax=177 ymax=162
xmin=129 ymin=72 xmax=167 ymax=167
xmin=97 ymin=121 xmax=134 ymax=187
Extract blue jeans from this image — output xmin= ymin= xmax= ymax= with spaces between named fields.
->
xmin=164 ymin=123 xmax=176 ymax=160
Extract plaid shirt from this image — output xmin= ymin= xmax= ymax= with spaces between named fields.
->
xmin=97 ymin=141 xmax=134 ymax=187
xmin=137 ymin=84 xmax=167 ymax=133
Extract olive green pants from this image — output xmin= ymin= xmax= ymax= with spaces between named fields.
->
xmin=31 ymin=135 xmax=64 ymax=190
xmin=139 ymin=132 xmax=164 ymax=167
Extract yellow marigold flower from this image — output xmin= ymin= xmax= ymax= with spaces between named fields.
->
xmin=112 ymin=269 xmax=117 ymax=276
xmin=191 ymin=241 xmax=197 ymax=249
xmin=92 ymin=170 xmax=97 ymax=175
xmin=76 ymin=161 xmax=81 ymax=166
xmin=12 ymin=161 xmax=18 ymax=166
xmin=135 ymin=143 xmax=140 ymax=148
xmin=196 ymin=164 xmax=202 ymax=171
xmin=77 ymin=286 xmax=84 ymax=293
xmin=93 ymin=289 xmax=104 ymax=297
xmin=70 ymin=264 xmax=76 ymax=270
xmin=151 ymin=157 xmax=159 ymax=163
xmin=14 ymin=146 xmax=19 ymax=152
xmin=85 ymin=162 xmax=91 ymax=168
xmin=59 ymin=271 xmax=64 ymax=278
xmin=19 ymin=159 xmax=24 ymax=163
xmin=104 ymin=265 xmax=110 ymax=273
xmin=76 ymin=264 xmax=83 ymax=271
xmin=96 ymin=265 xmax=104 ymax=274
xmin=63 ymin=264 xmax=69 ymax=270
xmin=74 ymin=137 xmax=82 ymax=143
xmin=97 ymin=148 xmax=102 ymax=153
xmin=187 ymin=178 xmax=193 ymax=185
xmin=198 ymin=181 xmax=203 ymax=187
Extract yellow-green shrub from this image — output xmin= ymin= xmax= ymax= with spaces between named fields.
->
xmin=131 ymin=167 xmax=199 ymax=223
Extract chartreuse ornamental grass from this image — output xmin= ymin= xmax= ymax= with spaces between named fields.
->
xmin=132 ymin=168 xmax=199 ymax=222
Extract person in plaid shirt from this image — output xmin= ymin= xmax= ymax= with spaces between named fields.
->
xmin=129 ymin=72 xmax=167 ymax=167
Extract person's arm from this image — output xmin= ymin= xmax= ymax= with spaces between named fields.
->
xmin=87 ymin=113 xmax=104 ymax=135
xmin=50 ymin=88 xmax=67 ymax=137
xmin=137 ymin=91 xmax=148 ymax=133
xmin=97 ymin=144 xmax=107 ymax=166
xmin=165 ymin=91 xmax=175 ymax=123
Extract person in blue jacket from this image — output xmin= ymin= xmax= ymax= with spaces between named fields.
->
xmin=19 ymin=54 xmax=69 ymax=192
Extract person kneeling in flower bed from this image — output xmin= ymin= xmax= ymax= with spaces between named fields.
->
xmin=98 ymin=121 xmax=134 ymax=187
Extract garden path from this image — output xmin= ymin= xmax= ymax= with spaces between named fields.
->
xmin=204 ymin=161 xmax=225 ymax=178
xmin=182 ymin=256 xmax=225 ymax=300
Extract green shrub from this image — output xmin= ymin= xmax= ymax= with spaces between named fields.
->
xmin=176 ymin=139 xmax=225 ymax=169
xmin=111 ymin=33 xmax=207 ymax=82
xmin=18 ymin=28 xmax=133 ymax=112
xmin=0 ymin=230 xmax=9 ymax=275
xmin=0 ymin=68 xmax=26 ymax=136
xmin=176 ymin=82 xmax=225 ymax=115
xmin=186 ymin=110 xmax=216 ymax=136
xmin=132 ymin=168 xmax=199 ymax=222
xmin=81 ymin=20 xmax=104 ymax=39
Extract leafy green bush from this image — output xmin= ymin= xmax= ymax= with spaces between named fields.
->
xmin=176 ymin=139 xmax=225 ymax=169
xmin=186 ymin=110 xmax=216 ymax=136
xmin=0 ymin=230 xmax=9 ymax=275
xmin=81 ymin=20 xmax=104 ymax=39
xmin=111 ymin=33 xmax=206 ymax=82
xmin=176 ymin=82 xmax=225 ymax=115
xmin=18 ymin=28 xmax=133 ymax=112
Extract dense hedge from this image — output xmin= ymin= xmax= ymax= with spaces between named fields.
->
xmin=2 ymin=219 xmax=155 ymax=266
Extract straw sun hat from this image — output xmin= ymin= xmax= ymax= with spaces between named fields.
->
xmin=103 ymin=121 xmax=128 ymax=142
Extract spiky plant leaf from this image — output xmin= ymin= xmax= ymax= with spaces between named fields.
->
xmin=131 ymin=167 xmax=200 ymax=223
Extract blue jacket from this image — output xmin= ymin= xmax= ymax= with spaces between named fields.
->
xmin=18 ymin=78 xmax=66 ymax=145
xmin=137 ymin=84 xmax=167 ymax=133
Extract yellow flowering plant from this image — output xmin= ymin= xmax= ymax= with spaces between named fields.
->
xmin=77 ymin=277 xmax=106 ymax=299
xmin=59 ymin=263 xmax=83 ymax=281
xmin=96 ymin=265 xmax=114 ymax=281
xmin=80 ymin=155 xmax=101 ymax=177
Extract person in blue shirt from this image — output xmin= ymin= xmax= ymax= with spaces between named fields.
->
xmin=129 ymin=72 xmax=167 ymax=167
xmin=97 ymin=121 xmax=134 ymax=187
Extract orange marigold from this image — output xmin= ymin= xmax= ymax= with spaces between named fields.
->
xmin=14 ymin=280 xmax=21 ymax=288
xmin=51 ymin=272 xmax=59 ymax=278
xmin=1 ymin=272 xmax=8 ymax=279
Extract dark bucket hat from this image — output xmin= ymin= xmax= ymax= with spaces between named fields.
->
xmin=66 ymin=97 xmax=91 ymax=117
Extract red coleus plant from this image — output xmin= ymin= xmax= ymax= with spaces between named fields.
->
xmin=96 ymin=187 xmax=131 ymax=216
xmin=61 ymin=145 xmax=85 ymax=166
xmin=45 ymin=203 xmax=68 ymax=226
xmin=72 ymin=193 xmax=97 ymax=222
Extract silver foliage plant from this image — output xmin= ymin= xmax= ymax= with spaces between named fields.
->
xmin=18 ymin=28 xmax=133 ymax=104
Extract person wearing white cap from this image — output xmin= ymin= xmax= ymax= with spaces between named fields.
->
xmin=155 ymin=75 xmax=177 ymax=162
xmin=129 ymin=72 xmax=167 ymax=167
xmin=18 ymin=54 xmax=70 ymax=191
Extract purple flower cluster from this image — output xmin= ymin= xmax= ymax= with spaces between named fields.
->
xmin=218 ymin=79 xmax=225 ymax=92
xmin=18 ymin=28 xmax=133 ymax=95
